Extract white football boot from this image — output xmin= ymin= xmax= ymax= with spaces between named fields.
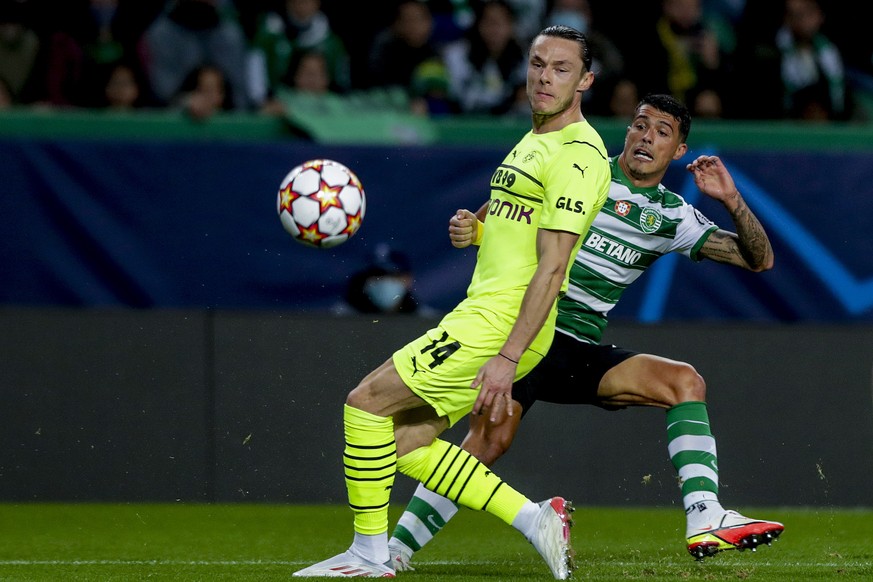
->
xmin=529 ymin=497 xmax=575 ymax=579
xmin=293 ymin=549 xmax=395 ymax=578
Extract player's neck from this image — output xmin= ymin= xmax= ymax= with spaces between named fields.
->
xmin=617 ymin=154 xmax=664 ymax=189
xmin=531 ymin=109 xmax=585 ymax=134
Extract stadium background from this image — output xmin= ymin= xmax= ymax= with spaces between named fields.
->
xmin=1 ymin=109 xmax=872 ymax=509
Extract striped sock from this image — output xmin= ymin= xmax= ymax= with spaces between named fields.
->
xmin=343 ymin=404 xmax=396 ymax=538
xmin=390 ymin=483 xmax=459 ymax=555
xmin=397 ymin=438 xmax=529 ymax=526
xmin=666 ymin=402 xmax=725 ymax=530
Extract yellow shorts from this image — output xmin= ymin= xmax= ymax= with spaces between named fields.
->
xmin=392 ymin=309 xmax=550 ymax=427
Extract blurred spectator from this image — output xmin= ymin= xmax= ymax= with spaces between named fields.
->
xmin=691 ymin=87 xmax=722 ymax=118
xmin=271 ymin=47 xmax=435 ymax=143
xmin=504 ymin=0 xmax=545 ymax=45
xmin=248 ymin=0 xmax=350 ymax=108
xmin=428 ymin=0 xmax=545 ymax=45
xmin=39 ymin=0 xmax=154 ymax=107
xmin=424 ymin=0 xmax=474 ymax=45
xmin=624 ymin=0 xmax=731 ymax=118
xmin=607 ymin=77 xmax=639 ymax=118
xmin=173 ymin=62 xmax=231 ymax=120
xmin=368 ymin=1 xmax=435 ymax=88
xmin=83 ymin=0 xmax=126 ymax=65
xmin=98 ymin=59 xmax=152 ymax=109
xmin=442 ymin=0 xmax=526 ymax=115
xmin=288 ymin=49 xmax=331 ymax=94
xmin=259 ymin=47 xmax=332 ymax=116
xmin=776 ymin=0 xmax=848 ymax=121
xmin=545 ymin=0 xmax=625 ymax=116
xmin=335 ymin=243 xmax=435 ymax=316
xmin=141 ymin=0 xmax=250 ymax=110
xmin=367 ymin=0 xmax=450 ymax=115
xmin=0 ymin=0 xmax=41 ymax=104
xmin=40 ymin=25 xmax=83 ymax=107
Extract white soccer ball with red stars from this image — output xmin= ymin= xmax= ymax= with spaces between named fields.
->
xmin=277 ymin=159 xmax=366 ymax=248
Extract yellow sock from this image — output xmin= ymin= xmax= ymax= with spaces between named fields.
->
xmin=397 ymin=438 xmax=528 ymax=526
xmin=343 ymin=404 xmax=396 ymax=535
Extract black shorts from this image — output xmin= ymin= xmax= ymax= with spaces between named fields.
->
xmin=512 ymin=331 xmax=638 ymax=415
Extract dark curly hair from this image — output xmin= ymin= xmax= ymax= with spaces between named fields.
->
xmin=637 ymin=94 xmax=692 ymax=142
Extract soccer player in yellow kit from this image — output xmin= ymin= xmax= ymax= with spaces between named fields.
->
xmin=293 ymin=25 xmax=610 ymax=579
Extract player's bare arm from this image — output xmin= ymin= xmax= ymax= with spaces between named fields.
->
xmin=471 ymin=228 xmax=579 ymax=421
xmin=688 ymin=155 xmax=774 ymax=272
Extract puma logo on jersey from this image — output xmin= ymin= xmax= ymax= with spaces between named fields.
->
xmin=572 ymin=163 xmax=587 ymax=176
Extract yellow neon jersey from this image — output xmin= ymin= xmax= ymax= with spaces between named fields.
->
xmin=444 ymin=120 xmax=610 ymax=349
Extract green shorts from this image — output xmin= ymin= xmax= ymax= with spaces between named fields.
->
xmin=392 ymin=309 xmax=551 ymax=427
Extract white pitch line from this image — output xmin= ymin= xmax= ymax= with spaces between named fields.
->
xmin=0 ymin=559 xmax=869 ymax=568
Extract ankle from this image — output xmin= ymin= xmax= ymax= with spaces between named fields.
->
xmin=351 ymin=532 xmax=389 ymax=564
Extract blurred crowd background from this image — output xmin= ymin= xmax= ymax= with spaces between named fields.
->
xmin=1 ymin=0 xmax=872 ymax=123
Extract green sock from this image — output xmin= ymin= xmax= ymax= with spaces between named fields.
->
xmin=666 ymin=401 xmax=720 ymax=508
xmin=390 ymin=483 xmax=460 ymax=555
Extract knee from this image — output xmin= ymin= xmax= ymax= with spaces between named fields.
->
xmin=482 ymin=427 xmax=514 ymax=463
xmin=345 ymin=379 xmax=371 ymax=410
xmin=462 ymin=413 xmax=517 ymax=465
xmin=465 ymin=430 xmax=510 ymax=466
xmin=672 ymin=362 xmax=706 ymax=403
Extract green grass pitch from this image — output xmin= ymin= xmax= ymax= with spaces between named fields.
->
xmin=0 ymin=504 xmax=870 ymax=581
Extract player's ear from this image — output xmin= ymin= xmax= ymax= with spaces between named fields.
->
xmin=577 ymin=70 xmax=594 ymax=92
xmin=672 ymin=142 xmax=688 ymax=161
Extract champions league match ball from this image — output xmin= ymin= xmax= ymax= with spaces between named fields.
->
xmin=277 ymin=159 xmax=366 ymax=248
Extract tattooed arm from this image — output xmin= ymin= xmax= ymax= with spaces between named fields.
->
xmin=687 ymin=155 xmax=774 ymax=272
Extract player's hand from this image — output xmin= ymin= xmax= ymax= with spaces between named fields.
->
xmin=470 ymin=355 xmax=516 ymax=423
xmin=449 ymin=209 xmax=477 ymax=248
xmin=686 ymin=155 xmax=739 ymax=205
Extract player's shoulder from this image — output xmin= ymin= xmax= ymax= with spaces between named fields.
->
xmin=557 ymin=121 xmax=608 ymax=157
xmin=538 ymin=123 xmax=608 ymax=175
xmin=653 ymin=184 xmax=688 ymax=209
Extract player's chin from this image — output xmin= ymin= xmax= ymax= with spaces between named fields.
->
xmin=530 ymin=95 xmax=554 ymax=110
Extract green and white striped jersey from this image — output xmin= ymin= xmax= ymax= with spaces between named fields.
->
xmin=557 ymin=156 xmax=719 ymax=344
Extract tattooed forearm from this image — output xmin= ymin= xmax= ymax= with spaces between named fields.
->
xmin=728 ymin=194 xmax=774 ymax=271
xmin=700 ymin=193 xmax=774 ymax=270
xmin=701 ymin=230 xmax=743 ymax=264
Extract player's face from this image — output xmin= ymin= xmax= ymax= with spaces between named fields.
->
xmin=526 ymin=35 xmax=591 ymax=117
xmin=619 ymin=105 xmax=688 ymax=185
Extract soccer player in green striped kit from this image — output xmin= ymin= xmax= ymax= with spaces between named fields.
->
xmin=294 ymin=25 xmax=610 ymax=579
xmin=389 ymin=94 xmax=784 ymax=568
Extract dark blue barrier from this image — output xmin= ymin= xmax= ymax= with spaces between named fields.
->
xmin=2 ymin=138 xmax=872 ymax=321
